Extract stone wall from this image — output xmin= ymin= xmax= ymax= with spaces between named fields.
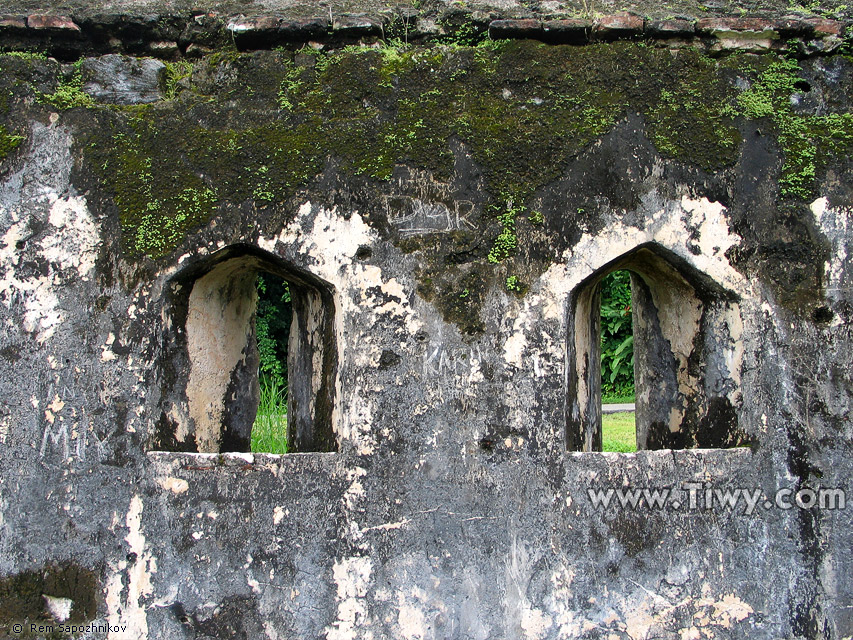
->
xmin=1 ymin=3 xmax=852 ymax=638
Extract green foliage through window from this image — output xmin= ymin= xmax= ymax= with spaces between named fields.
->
xmin=600 ymin=270 xmax=634 ymax=398
xmin=252 ymin=273 xmax=292 ymax=454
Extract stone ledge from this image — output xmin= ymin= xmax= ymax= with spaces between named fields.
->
xmin=569 ymin=446 xmax=754 ymax=463
xmin=488 ymin=18 xmax=542 ymax=40
xmin=0 ymin=10 xmax=848 ymax=59
xmin=146 ymin=450 xmax=339 ymax=474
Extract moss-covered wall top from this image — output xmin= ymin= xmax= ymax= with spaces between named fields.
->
xmin=1 ymin=39 xmax=852 ymax=329
xmin=2 ymin=0 xmax=852 ymax=22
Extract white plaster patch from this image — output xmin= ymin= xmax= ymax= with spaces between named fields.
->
xmin=397 ymin=595 xmax=427 ymax=639
xmin=343 ymin=467 xmax=367 ymax=511
xmin=284 ymin=203 xmax=376 ymax=286
xmin=541 ymin=195 xmax=747 ymax=304
xmin=502 ymin=291 xmax=564 ymax=376
xmin=273 ymin=506 xmax=285 ymax=526
xmin=106 ymin=495 xmax=155 ymax=639
xmin=684 ymin=196 xmax=739 ymax=260
xmin=707 ymin=594 xmax=753 ymax=627
xmin=156 ymin=477 xmax=189 ymax=494
xmin=504 ymin=538 xmax=552 ymax=639
xmin=326 ymin=556 xmax=374 ymax=640
xmin=41 ymin=195 xmax=100 ymax=277
xmin=521 ymin=607 xmax=554 ymax=640
xmin=503 ymin=318 xmax=528 ymax=369
xmin=247 ymin=575 xmax=261 ymax=594
xmin=341 ymin=392 xmax=376 ymax=456
xmin=0 ymin=194 xmax=99 ymax=343
xmin=811 ymin=196 xmax=850 ymax=303
xmin=591 ymin=585 xmax=754 ymax=639
xmin=550 ymin=565 xmax=583 ymax=638
xmin=43 ymin=595 xmax=73 ymax=623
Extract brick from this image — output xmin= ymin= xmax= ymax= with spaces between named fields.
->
xmin=184 ymin=43 xmax=213 ymax=57
xmin=645 ymin=19 xmax=694 ymax=37
xmin=332 ymin=15 xmax=382 ymax=36
xmin=279 ymin=18 xmax=328 ymax=40
xmin=804 ymin=18 xmax=843 ymax=37
xmin=769 ymin=17 xmax=812 ymax=35
xmin=695 ymin=17 xmax=774 ymax=33
xmin=147 ymin=40 xmax=180 ymax=57
xmin=226 ymin=16 xmax=281 ymax=34
xmin=0 ymin=15 xmax=27 ymax=30
xmin=27 ymin=14 xmax=81 ymax=32
xmin=538 ymin=19 xmax=590 ymax=43
xmin=594 ymin=15 xmax=644 ymax=37
xmin=488 ymin=19 xmax=542 ymax=39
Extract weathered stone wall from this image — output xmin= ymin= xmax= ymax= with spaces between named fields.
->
xmin=1 ymin=3 xmax=852 ymax=638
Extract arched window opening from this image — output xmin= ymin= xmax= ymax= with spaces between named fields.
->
xmin=567 ymin=245 xmax=746 ymax=452
xmin=153 ymin=245 xmax=337 ymax=454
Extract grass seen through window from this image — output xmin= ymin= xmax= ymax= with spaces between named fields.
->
xmin=602 ymin=412 xmax=637 ymax=453
xmin=251 ymin=274 xmax=291 ymax=454
xmin=600 ymin=270 xmax=637 ymax=452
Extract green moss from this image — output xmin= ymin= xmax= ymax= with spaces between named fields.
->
xmin=0 ymin=51 xmax=47 ymax=62
xmin=647 ymin=84 xmax=739 ymax=171
xmin=83 ymin=112 xmax=221 ymax=257
xmin=0 ymin=124 xmax=24 ymax=162
xmin=72 ymin=42 xmax=852 ymax=284
xmin=277 ymin=65 xmax=304 ymax=110
xmin=39 ymin=60 xmax=94 ymax=110
xmin=733 ymin=57 xmax=853 ymax=198
xmin=487 ymin=200 xmax=520 ymax=263
xmin=505 ymin=275 xmax=521 ymax=292
xmin=276 ymin=41 xmax=627 ymax=199
xmin=162 ymin=60 xmax=193 ymax=100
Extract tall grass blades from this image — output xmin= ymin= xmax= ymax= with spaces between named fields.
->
xmin=252 ymin=375 xmax=289 ymax=454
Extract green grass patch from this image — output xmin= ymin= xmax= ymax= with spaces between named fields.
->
xmin=602 ymin=391 xmax=635 ymax=404
xmin=602 ymin=411 xmax=636 ymax=453
xmin=251 ymin=376 xmax=289 ymax=454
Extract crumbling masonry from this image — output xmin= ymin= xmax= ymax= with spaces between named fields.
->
xmin=1 ymin=0 xmax=852 ymax=637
